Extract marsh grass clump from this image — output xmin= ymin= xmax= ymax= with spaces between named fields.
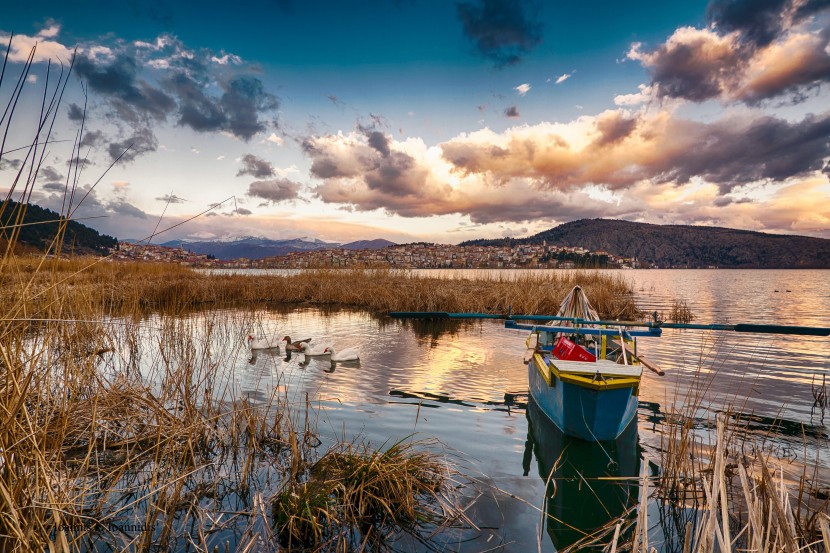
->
xmin=667 ymin=299 xmax=694 ymax=324
xmin=273 ymin=438 xmax=463 ymax=550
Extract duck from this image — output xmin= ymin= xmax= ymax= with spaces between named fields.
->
xmin=247 ymin=335 xmax=281 ymax=350
xmin=324 ymin=346 xmax=359 ymax=362
xmin=297 ymin=342 xmax=331 ymax=356
xmin=282 ymin=335 xmax=312 ymax=352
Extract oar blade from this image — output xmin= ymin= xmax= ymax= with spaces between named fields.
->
xmin=734 ymin=324 xmax=830 ymax=336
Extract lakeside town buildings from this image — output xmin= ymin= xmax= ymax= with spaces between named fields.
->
xmin=111 ymin=241 xmax=640 ymax=269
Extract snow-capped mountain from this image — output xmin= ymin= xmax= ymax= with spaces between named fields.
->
xmin=159 ymin=236 xmax=395 ymax=260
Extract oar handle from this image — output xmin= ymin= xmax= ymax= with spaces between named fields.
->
xmin=388 ymin=311 xmax=505 ymax=320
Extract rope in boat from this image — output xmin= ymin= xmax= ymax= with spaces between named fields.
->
xmin=552 ymin=285 xmax=600 ymax=326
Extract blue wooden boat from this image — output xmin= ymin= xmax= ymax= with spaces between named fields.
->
xmin=513 ymin=320 xmax=659 ymax=441
xmin=507 ymin=286 xmax=661 ymax=441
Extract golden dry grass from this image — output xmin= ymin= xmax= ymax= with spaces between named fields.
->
xmin=2 ymin=256 xmax=641 ymax=320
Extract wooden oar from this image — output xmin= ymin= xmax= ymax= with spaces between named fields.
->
xmin=621 ymin=343 xmax=665 ymax=376
xmin=388 ymin=312 xmax=830 ymax=337
xmin=605 ymin=337 xmax=665 ymax=376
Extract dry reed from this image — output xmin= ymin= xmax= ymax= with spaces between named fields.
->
xmin=2 ymin=257 xmax=641 ymax=321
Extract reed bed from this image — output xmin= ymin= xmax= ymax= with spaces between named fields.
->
xmin=2 ymin=256 xmax=641 ymax=320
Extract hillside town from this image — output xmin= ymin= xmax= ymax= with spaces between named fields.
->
xmin=110 ymin=241 xmax=640 ymax=269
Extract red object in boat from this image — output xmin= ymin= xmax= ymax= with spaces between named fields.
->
xmin=553 ymin=336 xmax=596 ymax=362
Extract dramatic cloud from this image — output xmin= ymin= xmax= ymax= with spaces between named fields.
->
xmin=706 ymin=0 xmax=829 ymax=48
xmin=38 ymin=166 xmax=65 ymax=183
xmin=108 ymin=200 xmax=147 ymax=218
xmin=247 ymin=178 xmax=301 ymax=203
xmin=0 ymin=159 xmax=22 ymax=171
xmin=165 ymin=72 xmax=279 ymax=140
xmin=67 ymin=103 xmax=85 ymax=121
xmin=300 ymin=106 xmax=830 ymax=228
xmin=236 ymin=154 xmax=275 ymax=178
xmin=218 ymin=76 xmax=279 ymax=140
xmin=442 ymin=108 xmax=830 ymax=193
xmin=456 ymin=0 xmax=543 ymax=66
xmin=80 ymin=130 xmax=104 ymax=148
xmin=75 ymin=53 xmax=176 ymax=123
xmin=303 ymin=130 xmax=622 ymax=224
xmin=29 ymin=31 xmax=284 ymax=166
xmin=629 ymin=0 xmax=830 ymax=104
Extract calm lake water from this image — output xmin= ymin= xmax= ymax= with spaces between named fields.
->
xmin=165 ymin=269 xmax=830 ymax=551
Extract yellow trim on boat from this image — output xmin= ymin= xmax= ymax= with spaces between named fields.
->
xmin=532 ymin=353 xmax=641 ymax=392
xmin=533 ymin=352 xmax=553 ymax=386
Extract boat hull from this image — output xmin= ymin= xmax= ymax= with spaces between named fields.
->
xmin=528 ymin=354 xmax=639 ymax=441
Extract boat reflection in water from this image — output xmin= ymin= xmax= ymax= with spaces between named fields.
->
xmin=524 ymin=397 xmax=640 ymax=550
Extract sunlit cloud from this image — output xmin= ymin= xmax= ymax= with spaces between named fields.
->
xmin=555 ymin=72 xmax=572 ymax=84
xmin=0 ymin=27 xmax=72 ymax=63
xmin=264 ymin=133 xmax=284 ymax=145
xmin=628 ymin=0 xmax=830 ymax=105
xmin=514 ymin=83 xmax=531 ymax=96
xmin=299 ymin=106 xmax=830 ymax=236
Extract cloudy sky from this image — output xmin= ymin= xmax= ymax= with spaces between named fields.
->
xmin=2 ymin=0 xmax=829 ymax=244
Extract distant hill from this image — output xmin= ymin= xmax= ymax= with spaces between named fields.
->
xmin=160 ymin=236 xmax=396 ymax=260
xmin=0 ymin=200 xmax=117 ymax=255
xmin=461 ymin=219 xmax=830 ymax=269
xmin=341 ymin=239 xmax=396 ymax=250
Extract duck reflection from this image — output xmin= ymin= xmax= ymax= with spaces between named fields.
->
xmin=525 ymin=397 xmax=640 ymax=550
xmin=248 ymin=348 xmax=284 ymax=366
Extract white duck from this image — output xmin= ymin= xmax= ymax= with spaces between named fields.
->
xmin=247 ymin=334 xmax=281 ymax=350
xmin=297 ymin=342 xmax=331 ymax=356
xmin=324 ymin=346 xmax=359 ymax=361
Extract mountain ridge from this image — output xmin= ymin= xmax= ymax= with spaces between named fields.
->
xmin=460 ymin=219 xmax=830 ymax=268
